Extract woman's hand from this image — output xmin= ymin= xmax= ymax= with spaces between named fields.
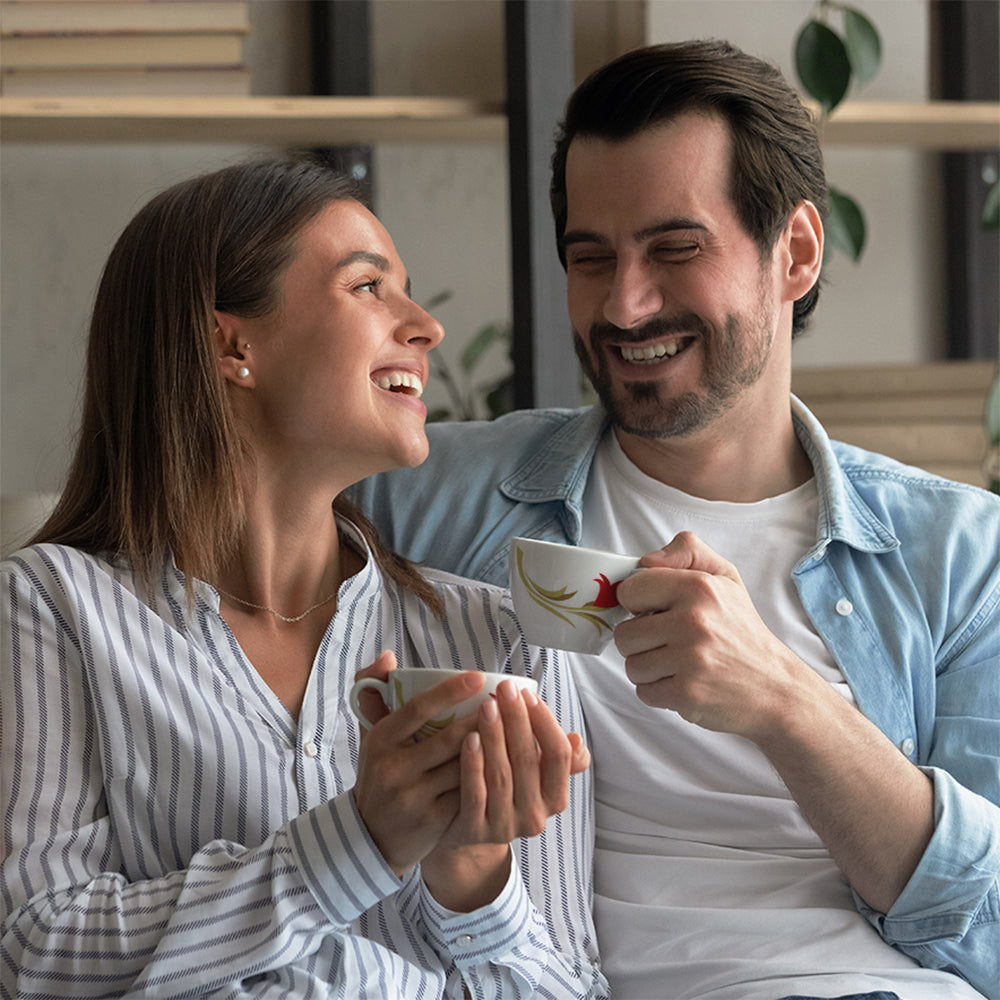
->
xmin=420 ymin=679 xmax=590 ymax=911
xmin=352 ymin=652 xmax=483 ymax=877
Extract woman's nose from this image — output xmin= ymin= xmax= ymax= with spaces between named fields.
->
xmin=399 ymin=301 xmax=445 ymax=349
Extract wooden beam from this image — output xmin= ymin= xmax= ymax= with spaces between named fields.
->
xmin=0 ymin=96 xmax=507 ymax=143
xmin=505 ymin=0 xmax=579 ymax=409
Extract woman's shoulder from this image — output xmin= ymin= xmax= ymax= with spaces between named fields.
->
xmin=2 ymin=543 xmax=149 ymax=607
xmin=419 ymin=564 xmax=507 ymax=595
xmin=2 ymin=542 xmax=107 ymax=582
xmin=418 ymin=564 xmax=516 ymax=621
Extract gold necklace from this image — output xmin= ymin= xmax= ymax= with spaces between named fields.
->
xmin=216 ymin=586 xmax=338 ymax=624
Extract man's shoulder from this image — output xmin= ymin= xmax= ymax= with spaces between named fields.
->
xmin=829 ymin=438 xmax=1000 ymax=547
xmin=831 ymin=437 xmax=997 ymax=506
xmin=385 ymin=405 xmax=600 ymax=487
xmin=425 ymin=406 xmax=594 ymax=451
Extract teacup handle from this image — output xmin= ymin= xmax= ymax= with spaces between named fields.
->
xmin=349 ymin=677 xmax=391 ymax=730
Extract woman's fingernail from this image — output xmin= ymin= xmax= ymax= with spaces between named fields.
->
xmin=482 ymin=697 xmax=499 ymax=722
xmin=522 ymin=688 xmax=538 ymax=707
xmin=466 ymin=731 xmax=482 ymax=753
xmin=499 ymin=680 xmax=519 ymax=701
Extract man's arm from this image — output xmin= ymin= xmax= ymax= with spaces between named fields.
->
xmin=615 ymin=531 xmax=934 ymax=913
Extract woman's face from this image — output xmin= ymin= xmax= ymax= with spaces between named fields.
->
xmin=226 ymin=200 xmax=444 ymax=486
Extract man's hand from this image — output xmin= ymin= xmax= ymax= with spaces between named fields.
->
xmin=615 ymin=531 xmax=934 ymax=914
xmin=613 ymin=531 xmax=828 ymax=737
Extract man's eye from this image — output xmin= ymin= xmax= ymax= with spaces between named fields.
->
xmin=656 ymin=244 xmax=699 ymax=261
xmin=568 ymin=252 xmax=614 ymax=269
xmin=356 ymin=277 xmax=383 ymax=294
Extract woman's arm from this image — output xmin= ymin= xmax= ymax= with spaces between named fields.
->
xmin=414 ymin=640 xmax=608 ymax=1000
xmin=0 ymin=552 xmax=441 ymax=998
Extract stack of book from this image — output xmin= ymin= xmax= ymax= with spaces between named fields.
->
xmin=0 ymin=0 xmax=251 ymax=96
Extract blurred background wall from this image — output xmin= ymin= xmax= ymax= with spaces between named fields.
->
xmin=0 ymin=0 xmax=972 ymax=502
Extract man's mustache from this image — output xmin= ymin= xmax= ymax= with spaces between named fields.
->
xmin=587 ymin=312 xmax=710 ymax=348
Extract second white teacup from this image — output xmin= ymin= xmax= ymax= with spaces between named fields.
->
xmin=349 ymin=667 xmax=538 ymax=737
xmin=509 ymin=537 xmax=640 ymax=654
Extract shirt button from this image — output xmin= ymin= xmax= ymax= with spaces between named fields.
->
xmin=835 ymin=598 xmax=853 ymax=616
xmin=900 ymin=737 xmax=915 ymax=756
xmin=454 ymin=934 xmax=474 ymax=948
xmin=303 ymin=739 xmax=319 ymax=758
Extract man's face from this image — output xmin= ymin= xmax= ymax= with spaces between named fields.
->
xmin=562 ymin=113 xmax=785 ymax=440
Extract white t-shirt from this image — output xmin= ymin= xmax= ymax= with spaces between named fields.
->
xmin=575 ymin=431 xmax=981 ymax=1000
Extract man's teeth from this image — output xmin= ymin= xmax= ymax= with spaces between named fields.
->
xmin=621 ymin=342 xmax=682 ymax=363
xmin=374 ymin=371 xmax=424 ymax=397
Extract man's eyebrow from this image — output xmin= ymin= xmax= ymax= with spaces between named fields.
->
xmin=560 ymin=218 xmax=709 ymax=251
xmin=635 ymin=218 xmax=708 ymax=242
xmin=560 ymin=229 xmax=609 ymax=251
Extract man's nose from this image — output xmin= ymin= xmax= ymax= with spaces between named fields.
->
xmin=603 ymin=260 xmax=665 ymax=330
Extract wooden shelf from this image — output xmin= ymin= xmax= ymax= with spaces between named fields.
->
xmin=1 ymin=96 xmax=996 ymax=148
xmin=814 ymin=100 xmax=999 ymax=150
xmin=0 ymin=95 xmax=507 ymax=143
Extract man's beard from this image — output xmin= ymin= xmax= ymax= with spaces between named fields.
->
xmin=573 ymin=306 xmax=774 ymax=440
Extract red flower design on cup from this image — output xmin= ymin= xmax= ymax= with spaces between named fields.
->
xmin=590 ymin=573 xmax=621 ymax=609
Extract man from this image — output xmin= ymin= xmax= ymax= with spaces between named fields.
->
xmin=352 ymin=41 xmax=999 ymax=1000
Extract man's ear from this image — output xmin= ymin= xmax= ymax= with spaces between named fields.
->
xmin=780 ymin=200 xmax=823 ymax=303
xmin=214 ymin=310 xmax=254 ymax=387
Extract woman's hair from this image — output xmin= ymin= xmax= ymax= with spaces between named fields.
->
xmin=550 ymin=39 xmax=828 ymax=337
xmin=32 ymin=156 xmax=442 ymax=614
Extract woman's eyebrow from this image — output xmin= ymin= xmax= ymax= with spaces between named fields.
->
xmin=335 ymin=250 xmax=390 ymax=270
xmin=334 ymin=249 xmax=412 ymax=296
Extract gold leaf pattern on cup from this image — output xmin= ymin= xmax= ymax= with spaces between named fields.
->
xmin=514 ymin=544 xmax=617 ymax=638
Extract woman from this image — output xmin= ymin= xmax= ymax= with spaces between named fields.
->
xmin=1 ymin=158 xmax=607 ymax=998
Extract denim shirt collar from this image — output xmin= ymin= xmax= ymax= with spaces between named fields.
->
xmin=499 ymin=405 xmax=608 ymax=543
xmin=498 ymin=398 xmax=900 ymax=559
xmin=789 ymin=395 xmax=900 ymax=562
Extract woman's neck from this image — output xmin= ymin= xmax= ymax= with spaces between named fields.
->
xmin=216 ymin=488 xmax=349 ymax=621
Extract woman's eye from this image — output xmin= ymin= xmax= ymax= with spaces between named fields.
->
xmin=356 ymin=277 xmax=383 ymax=294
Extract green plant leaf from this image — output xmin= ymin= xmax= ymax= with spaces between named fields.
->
xmin=826 ymin=186 xmax=866 ymax=261
xmin=422 ymin=289 xmax=453 ymax=311
xmin=484 ymin=374 xmax=516 ymax=420
xmin=795 ymin=19 xmax=852 ymax=112
xmin=843 ymin=6 xmax=882 ymax=87
xmin=983 ymin=179 xmax=1000 ymax=230
xmin=460 ymin=322 xmax=510 ymax=373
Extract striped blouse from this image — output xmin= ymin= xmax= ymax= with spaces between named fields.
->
xmin=1 ymin=522 xmax=607 ymax=999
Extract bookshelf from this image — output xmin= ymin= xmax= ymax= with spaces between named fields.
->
xmin=0 ymin=95 xmax=506 ymax=143
xmin=0 ymin=97 xmax=996 ymax=149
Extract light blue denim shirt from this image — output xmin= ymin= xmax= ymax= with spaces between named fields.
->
xmin=352 ymin=397 xmax=1000 ymax=999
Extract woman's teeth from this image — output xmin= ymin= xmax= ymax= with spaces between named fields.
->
xmin=373 ymin=371 xmax=424 ymax=397
xmin=621 ymin=341 xmax=683 ymax=363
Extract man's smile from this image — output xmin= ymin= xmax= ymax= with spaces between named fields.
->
xmin=618 ymin=337 xmax=695 ymax=364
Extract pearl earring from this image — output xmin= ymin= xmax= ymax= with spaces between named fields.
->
xmin=237 ymin=366 xmax=250 ymax=379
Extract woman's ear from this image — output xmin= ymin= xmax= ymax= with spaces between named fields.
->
xmin=780 ymin=200 xmax=823 ymax=303
xmin=214 ymin=310 xmax=255 ymax=388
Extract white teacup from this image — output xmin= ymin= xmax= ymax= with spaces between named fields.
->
xmin=349 ymin=667 xmax=538 ymax=737
xmin=509 ymin=536 xmax=640 ymax=653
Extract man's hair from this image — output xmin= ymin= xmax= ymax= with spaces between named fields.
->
xmin=33 ymin=156 xmax=440 ymax=612
xmin=551 ymin=39 xmax=828 ymax=336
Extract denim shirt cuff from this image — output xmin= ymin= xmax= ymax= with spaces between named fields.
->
xmin=858 ymin=766 xmax=1000 ymax=943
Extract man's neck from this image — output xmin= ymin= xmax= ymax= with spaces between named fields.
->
xmin=612 ymin=403 xmax=813 ymax=503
